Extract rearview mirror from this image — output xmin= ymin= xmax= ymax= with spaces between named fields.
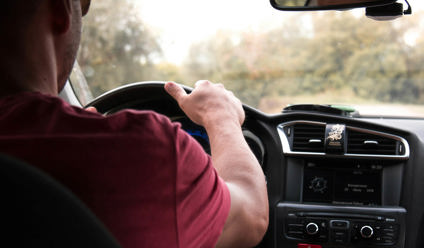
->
xmin=270 ymin=0 xmax=396 ymax=11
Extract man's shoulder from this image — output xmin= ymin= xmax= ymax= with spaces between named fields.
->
xmin=0 ymin=91 xmax=178 ymax=138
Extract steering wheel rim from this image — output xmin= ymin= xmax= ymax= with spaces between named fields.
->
xmin=85 ymin=81 xmax=192 ymax=115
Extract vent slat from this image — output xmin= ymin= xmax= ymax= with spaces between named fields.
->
xmin=347 ymin=129 xmax=398 ymax=155
xmin=292 ymin=124 xmax=325 ymax=153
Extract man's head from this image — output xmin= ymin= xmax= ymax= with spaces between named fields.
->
xmin=0 ymin=0 xmax=91 ymax=96
xmin=1 ymin=0 xmax=90 ymax=17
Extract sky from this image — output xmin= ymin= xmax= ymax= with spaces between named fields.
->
xmin=133 ymin=0 xmax=424 ymax=64
xmin=134 ymin=0 xmax=296 ymax=63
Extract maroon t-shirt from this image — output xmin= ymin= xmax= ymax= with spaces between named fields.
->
xmin=0 ymin=92 xmax=230 ymax=248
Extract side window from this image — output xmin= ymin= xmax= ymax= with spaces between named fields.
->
xmin=69 ymin=62 xmax=94 ymax=106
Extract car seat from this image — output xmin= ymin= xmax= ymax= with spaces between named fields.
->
xmin=0 ymin=154 xmax=121 ymax=247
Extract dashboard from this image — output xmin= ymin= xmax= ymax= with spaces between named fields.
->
xmin=172 ymin=116 xmax=211 ymax=154
xmin=88 ymin=82 xmax=424 ymax=248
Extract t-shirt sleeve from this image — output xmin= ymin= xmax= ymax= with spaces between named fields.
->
xmin=172 ymin=122 xmax=231 ymax=248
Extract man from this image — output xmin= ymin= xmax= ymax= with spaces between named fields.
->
xmin=0 ymin=0 xmax=268 ymax=247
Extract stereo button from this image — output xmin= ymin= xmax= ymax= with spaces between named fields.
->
xmin=382 ymin=236 xmax=395 ymax=244
xmin=288 ymin=223 xmax=304 ymax=232
xmin=331 ymin=230 xmax=348 ymax=243
xmin=330 ymin=220 xmax=349 ymax=229
xmin=360 ymin=225 xmax=374 ymax=238
xmin=288 ymin=230 xmax=304 ymax=239
xmin=306 ymin=223 xmax=319 ymax=235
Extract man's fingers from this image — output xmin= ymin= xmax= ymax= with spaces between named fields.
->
xmin=85 ymin=106 xmax=98 ymax=113
xmin=195 ymin=80 xmax=208 ymax=87
xmin=165 ymin=82 xmax=187 ymax=103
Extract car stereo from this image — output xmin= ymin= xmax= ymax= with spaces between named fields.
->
xmin=278 ymin=157 xmax=406 ymax=247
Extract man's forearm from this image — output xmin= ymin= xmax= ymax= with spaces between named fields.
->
xmin=206 ymin=121 xmax=261 ymax=184
xmin=206 ymin=120 xmax=269 ymax=247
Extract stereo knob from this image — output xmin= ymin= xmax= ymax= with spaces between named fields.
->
xmin=360 ymin=225 xmax=374 ymax=238
xmin=306 ymin=222 xmax=319 ymax=235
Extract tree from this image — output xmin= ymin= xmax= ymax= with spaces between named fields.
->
xmin=77 ymin=0 xmax=162 ymax=97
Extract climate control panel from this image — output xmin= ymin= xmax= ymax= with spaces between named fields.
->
xmin=277 ymin=203 xmax=406 ymax=248
xmin=286 ymin=216 xmax=399 ymax=246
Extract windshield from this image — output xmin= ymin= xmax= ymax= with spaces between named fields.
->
xmin=75 ymin=0 xmax=424 ymax=117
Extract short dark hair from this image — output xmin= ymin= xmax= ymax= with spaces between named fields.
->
xmin=1 ymin=0 xmax=81 ymax=20
xmin=0 ymin=1 xmax=42 ymax=27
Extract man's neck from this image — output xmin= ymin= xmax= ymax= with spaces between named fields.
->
xmin=0 ymin=78 xmax=57 ymax=99
xmin=0 ymin=44 xmax=59 ymax=98
xmin=0 ymin=14 xmax=59 ymax=98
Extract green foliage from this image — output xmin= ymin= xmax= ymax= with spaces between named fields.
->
xmin=182 ymin=12 xmax=424 ymax=107
xmin=77 ymin=0 xmax=162 ymax=97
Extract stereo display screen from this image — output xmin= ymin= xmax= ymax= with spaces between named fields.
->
xmin=303 ymin=165 xmax=382 ymax=206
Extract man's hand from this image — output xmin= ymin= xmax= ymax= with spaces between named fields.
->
xmin=164 ymin=81 xmax=244 ymax=130
xmin=165 ymin=81 xmax=269 ymax=248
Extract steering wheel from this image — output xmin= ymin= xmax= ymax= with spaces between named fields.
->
xmin=85 ymin=81 xmax=191 ymax=116
xmin=86 ymin=80 xmax=265 ymax=164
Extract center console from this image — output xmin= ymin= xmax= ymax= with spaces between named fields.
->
xmin=275 ymin=121 xmax=409 ymax=248
xmin=276 ymin=158 xmax=406 ymax=248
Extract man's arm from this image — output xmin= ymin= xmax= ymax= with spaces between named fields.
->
xmin=165 ymin=81 xmax=269 ymax=247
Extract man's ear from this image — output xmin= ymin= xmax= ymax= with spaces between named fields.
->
xmin=49 ymin=0 xmax=72 ymax=34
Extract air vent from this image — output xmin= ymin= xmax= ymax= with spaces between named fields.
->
xmin=292 ymin=123 xmax=325 ymax=152
xmin=347 ymin=129 xmax=399 ymax=155
xmin=279 ymin=121 xmax=409 ymax=159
